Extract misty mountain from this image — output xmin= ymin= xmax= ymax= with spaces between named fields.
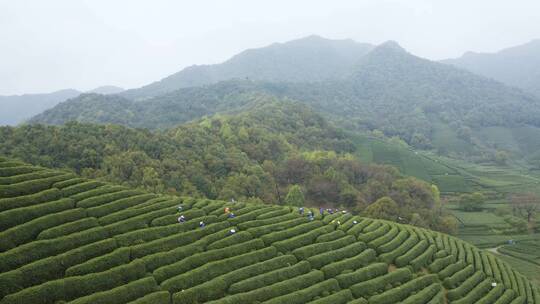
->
xmin=442 ymin=39 xmax=540 ymax=97
xmin=29 ymin=39 xmax=540 ymax=162
xmin=87 ymin=85 xmax=124 ymax=95
xmin=0 ymin=89 xmax=81 ymax=126
xmin=120 ymin=35 xmax=374 ymax=100
xmin=0 ymin=86 xmax=125 ymax=126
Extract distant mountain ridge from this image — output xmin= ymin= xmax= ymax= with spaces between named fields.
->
xmin=29 ymin=38 xmax=540 ymax=165
xmin=0 ymin=86 xmax=124 ymax=126
xmin=442 ymin=39 xmax=540 ymax=97
xmin=120 ymin=35 xmax=374 ymax=100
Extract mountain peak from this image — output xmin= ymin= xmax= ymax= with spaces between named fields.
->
xmin=376 ymin=40 xmax=406 ymax=52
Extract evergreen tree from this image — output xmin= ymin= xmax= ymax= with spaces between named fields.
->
xmin=285 ymin=185 xmax=305 ymax=206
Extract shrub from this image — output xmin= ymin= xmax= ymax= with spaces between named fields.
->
xmin=0 ymin=188 xmax=60 ymax=213
xmin=368 ymin=274 xmax=438 ymax=304
xmin=86 ymin=194 xmax=157 ymax=218
xmin=228 ymin=260 xmax=311 ymax=294
xmin=443 ymin=264 xmax=475 ymax=288
xmin=368 ymin=225 xmax=399 ymax=248
xmin=0 ymin=198 xmax=74 ymax=232
xmin=0 ymin=260 xmax=147 ymax=304
xmin=376 ymin=230 xmax=409 ymax=253
xmin=350 ymin=268 xmax=412 ymax=298
xmin=228 ymin=206 xmax=282 ymax=226
xmin=0 ymin=166 xmax=38 ymax=177
xmin=0 ymin=174 xmax=74 ymax=198
xmin=451 ymin=279 xmax=492 ymax=304
xmin=114 ymin=215 xmax=219 ymax=246
xmin=446 ymin=271 xmax=485 ymax=301
xmin=0 ymin=208 xmax=86 ymax=251
xmin=207 ymin=231 xmax=253 ymax=250
xmin=316 ymin=230 xmax=346 ymax=242
xmin=65 ymin=247 xmax=131 ymax=276
xmin=335 ymin=262 xmax=388 ymax=288
xmin=67 ymin=277 xmax=158 ymax=304
xmin=476 ymin=284 xmax=505 ymax=304
xmin=263 ymin=278 xmax=340 ymax=304
xmin=0 ymin=170 xmax=61 ymax=186
xmin=0 ymin=226 xmax=109 ymax=273
xmin=173 ymin=254 xmax=297 ymax=304
xmin=438 ymin=261 xmax=466 ymax=280
xmin=357 ymin=223 xmax=391 ymax=243
xmin=307 ymin=242 xmax=366 ymax=269
xmin=61 ymin=180 xmax=105 ymax=196
xmin=150 ymin=208 xmax=206 ymax=226
xmin=69 ymin=185 xmax=126 ymax=202
xmin=293 ymin=235 xmax=355 ymax=260
xmin=378 ymin=232 xmax=418 ymax=264
xmin=401 ymin=282 xmax=442 ymax=304
xmin=99 ymin=198 xmax=179 ymax=226
xmin=52 ymin=177 xmax=86 ymax=189
xmin=77 ymin=190 xmax=142 ymax=208
xmin=395 ymin=239 xmax=429 ymax=267
xmin=163 ymin=246 xmax=277 ymax=292
xmin=155 ymin=239 xmax=264 ymax=283
xmin=273 ymin=225 xmax=334 ymax=253
xmin=306 ymin=289 xmax=353 ymax=304
xmin=139 ymin=242 xmax=203 ymax=272
xmin=428 ymin=254 xmax=455 ymax=273
xmin=238 ymin=213 xmax=297 ymax=230
xmin=206 ymin=270 xmax=324 ymax=304
xmin=130 ymin=221 xmax=230 ymax=259
xmin=260 ymin=221 xmax=322 ymax=244
xmin=37 ymin=217 xmax=99 ymax=240
xmin=346 ymin=218 xmax=374 ymax=237
xmin=256 ymin=208 xmax=290 ymax=219
xmin=410 ymin=244 xmax=436 ymax=270
xmin=104 ymin=208 xmax=175 ymax=236
xmin=321 ymin=248 xmax=376 ymax=278
xmin=128 ymin=291 xmax=171 ymax=304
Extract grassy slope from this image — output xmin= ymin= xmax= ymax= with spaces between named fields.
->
xmin=0 ymin=157 xmax=538 ymax=303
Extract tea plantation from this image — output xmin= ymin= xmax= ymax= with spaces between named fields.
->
xmin=0 ymin=157 xmax=539 ymax=304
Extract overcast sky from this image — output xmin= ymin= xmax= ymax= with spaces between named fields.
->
xmin=1 ymin=0 xmax=539 ymax=95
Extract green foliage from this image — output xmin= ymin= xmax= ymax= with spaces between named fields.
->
xmin=285 ymin=185 xmax=305 ymax=206
xmin=364 ymin=197 xmax=399 ymax=221
xmin=458 ymin=192 xmax=487 ymax=211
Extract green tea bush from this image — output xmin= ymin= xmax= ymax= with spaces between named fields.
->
xmin=409 ymin=244 xmax=436 ymax=271
xmin=245 ymin=217 xmax=308 ymax=238
xmin=315 ymin=230 xmax=346 ymax=242
xmin=61 ymin=180 xmax=105 ymax=196
xmin=376 ymin=230 xmax=409 ymax=253
xmin=228 ymin=260 xmax=311 ymax=294
xmin=369 ymin=274 xmax=438 ymax=304
xmin=378 ymin=232 xmax=418 ymax=264
xmin=155 ymin=239 xmax=264 ymax=283
xmin=292 ymin=235 xmax=355 ymax=260
xmin=401 ymin=282 xmax=442 ymax=304
xmin=0 ymin=174 xmax=72 ymax=198
xmin=0 ymin=207 xmax=86 ymax=251
xmin=207 ymin=270 xmax=324 ymax=304
xmin=207 ymin=231 xmax=253 ymax=250
xmin=335 ymin=262 xmax=388 ymax=288
xmin=67 ymin=277 xmax=158 ymax=304
xmin=99 ymin=198 xmax=179 ymax=225
xmin=139 ymin=242 xmax=203 ymax=272
xmin=0 ymin=198 xmax=74 ymax=231
xmin=0 ymin=188 xmax=60 ymax=212
xmin=37 ymin=217 xmax=99 ymax=240
xmin=0 ymin=166 xmax=38 ymax=177
xmin=128 ymin=291 xmax=171 ymax=304
xmin=307 ymin=242 xmax=366 ymax=269
xmin=428 ymin=254 xmax=455 ymax=273
xmin=260 ymin=221 xmax=322 ymax=245
xmin=368 ymin=225 xmax=399 ymax=249
xmin=65 ymin=247 xmax=131 ymax=276
xmin=238 ymin=213 xmax=297 ymax=229
xmin=447 ymin=271 xmax=485 ymax=301
xmin=451 ymin=279 xmax=492 ymax=304
xmin=395 ymin=239 xmax=429 ymax=267
xmin=306 ymin=289 xmax=353 ymax=304
xmin=162 ymin=246 xmax=277 ymax=292
xmin=150 ymin=208 xmax=206 ymax=226
xmin=357 ymin=223 xmax=391 ymax=243
xmin=77 ymin=190 xmax=141 ymax=208
xmin=321 ymin=248 xmax=376 ymax=278
xmin=350 ymin=268 xmax=412 ymax=298
xmin=0 ymin=170 xmax=61 ymax=185
xmin=262 ymin=278 xmax=340 ymax=304
xmin=476 ymin=284 xmax=505 ymax=304
xmin=273 ymin=225 xmax=334 ymax=253
xmin=438 ymin=261 xmax=466 ymax=280
xmin=443 ymin=264 xmax=475 ymax=288
xmin=69 ymin=185 xmax=126 ymax=202
xmin=86 ymin=194 xmax=157 ymax=218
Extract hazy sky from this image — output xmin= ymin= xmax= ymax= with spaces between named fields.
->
xmin=1 ymin=0 xmax=539 ymax=95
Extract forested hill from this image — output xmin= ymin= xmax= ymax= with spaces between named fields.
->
xmin=29 ymin=40 xmax=540 ymax=162
xmin=120 ymin=35 xmax=374 ymax=100
xmin=2 ymin=101 xmax=457 ymax=233
xmin=442 ymin=39 xmax=540 ymax=97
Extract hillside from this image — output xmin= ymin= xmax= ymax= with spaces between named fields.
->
xmin=443 ymin=39 xmax=540 ymax=97
xmin=0 ymin=158 xmax=539 ymax=304
xmin=3 ymin=101 xmax=458 ymax=233
xmin=120 ymin=35 xmax=374 ymax=100
xmin=29 ymin=40 xmax=540 ymax=165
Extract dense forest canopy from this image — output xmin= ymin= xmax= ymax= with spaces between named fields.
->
xmin=1 ymin=101 xmax=456 ymax=233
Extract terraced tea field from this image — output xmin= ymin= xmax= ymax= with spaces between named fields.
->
xmin=1 ymin=157 xmax=539 ymax=303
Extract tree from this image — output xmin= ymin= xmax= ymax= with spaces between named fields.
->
xmin=364 ymin=197 xmax=399 ymax=221
xmin=285 ymin=185 xmax=305 ymax=207
xmin=511 ymin=193 xmax=540 ymax=223
xmin=458 ymin=192 xmax=486 ymax=212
